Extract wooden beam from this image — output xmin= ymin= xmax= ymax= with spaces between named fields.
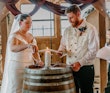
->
xmin=99 ymin=12 xmax=107 ymax=93
xmin=106 ymin=0 xmax=110 ymax=2
xmin=0 ymin=7 xmax=9 ymax=22
xmin=0 ymin=1 xmax=7 ymax=21
xmin=93 ymin=0 xmax=107 ymax=17
xmin=1 ymin=17 xmax=8 ymax=73
xmin=0 ymin=1 xmax=5 ymax=14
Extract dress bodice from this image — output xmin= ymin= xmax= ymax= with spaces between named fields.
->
xmin=8 ymin=34 xmax=36 ymax=62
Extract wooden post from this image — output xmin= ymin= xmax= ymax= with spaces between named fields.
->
xmin=99 ymin=12 xmax=107 ymax=93
xmin=1 ymin=17 xmax=7 ymax=73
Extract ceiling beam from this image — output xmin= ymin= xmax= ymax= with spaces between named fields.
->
xmin=0 ymin=1 xmax=9 ymax=22
xmin=0 ymin=1 xmax=5 ymax=15
xmin=92 ymin=0 xmax=107 ymax=17
xmin=106 ymin=0 xmax=110 ymax=2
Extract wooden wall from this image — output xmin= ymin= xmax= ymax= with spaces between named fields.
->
xmin=87 ymin=9 xmax=109 ymax=93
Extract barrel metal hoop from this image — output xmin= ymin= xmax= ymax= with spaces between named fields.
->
xmin=24 ymin=79 xmax=74 ymax=86
xmin=25 ymin=67 xmax=72 ymax=75
xmin=24 ymin=73 xmax=73 ymax=79
xmin=23 ymin=88 xmax=76 ymax=93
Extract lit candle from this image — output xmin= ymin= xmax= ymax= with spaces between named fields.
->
xmin=45 ymin=47 xmax=51 ymax=68
xmin=38 ymin=48 xmax=58 ymax=68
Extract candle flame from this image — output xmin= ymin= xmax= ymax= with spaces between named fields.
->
xmin=46 ymin=47 xmax=49 ymax=51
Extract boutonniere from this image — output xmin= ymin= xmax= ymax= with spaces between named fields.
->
xmin=78 ymin=26 xmax=87 ymax=36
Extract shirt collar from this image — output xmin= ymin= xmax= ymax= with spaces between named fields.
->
xmin=77 ymin=20 xmax=86 ymax=29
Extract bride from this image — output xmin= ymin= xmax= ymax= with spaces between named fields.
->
xmin=1 ymin=14 xmax=44 ymax=93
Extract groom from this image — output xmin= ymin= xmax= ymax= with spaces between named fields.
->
xmin=57 ymin=4 xmax=99 ymax=93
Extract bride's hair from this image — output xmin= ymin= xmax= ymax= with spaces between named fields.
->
xmin=15 ymin=14 xmax=30 ymax=22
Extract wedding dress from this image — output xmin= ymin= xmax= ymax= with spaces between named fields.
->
xmin=1 ymin=34 xmax=36 ymax=93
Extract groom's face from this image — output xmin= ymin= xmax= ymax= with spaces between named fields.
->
xmin=67 ymin=12 xmax=80 ymax=27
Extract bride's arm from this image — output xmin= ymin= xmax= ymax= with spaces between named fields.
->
xmin=32 ymin=45 xmax=44 ymax=66
xmin=10 ymin=36 xmax=30 ymax=52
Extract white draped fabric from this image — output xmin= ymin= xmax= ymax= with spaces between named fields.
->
xmin=96 ymin=45 xmax=110 ymax=62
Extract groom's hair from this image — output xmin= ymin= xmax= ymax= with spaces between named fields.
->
xmin=65 ymin=4 xmax=81 ymax=14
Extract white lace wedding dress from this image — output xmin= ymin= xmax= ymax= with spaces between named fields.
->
xmin=1 ymin=34 xmax=36 ymax=93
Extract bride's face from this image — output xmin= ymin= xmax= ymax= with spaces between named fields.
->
xmin=20 ymin=17 xmax=32 ymax=31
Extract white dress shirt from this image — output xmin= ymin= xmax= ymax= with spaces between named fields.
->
xmin=58 ymin=20 xmax=99 ymax=66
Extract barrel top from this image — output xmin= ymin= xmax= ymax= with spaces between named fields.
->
xmin=24 ymin=65 xmax=73 ymax=75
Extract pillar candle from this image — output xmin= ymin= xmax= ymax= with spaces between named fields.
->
xmin=45 ymin=49 xmax=51 ymax=68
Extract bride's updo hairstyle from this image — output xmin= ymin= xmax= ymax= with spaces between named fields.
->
xmin=15 ymin=14 xmax=30 ymax=22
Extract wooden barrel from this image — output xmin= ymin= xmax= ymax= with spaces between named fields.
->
xmin=22 ymin=65 xmax=76 ymax=93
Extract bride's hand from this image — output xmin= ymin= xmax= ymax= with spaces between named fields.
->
xmin=37 ymin=61 xmax=44 ymax=67
xmin=32 ymin=45 xmax=38 ymax=53
xmin=28 ymin=44 xmax=38 ymax=52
